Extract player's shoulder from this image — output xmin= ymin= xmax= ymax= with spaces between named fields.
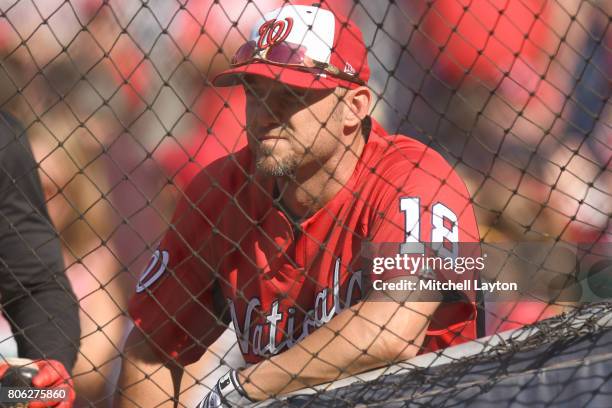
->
xmin=367 ymin=129 xmax=460 ymax=188
xmin=358 ymin=125 xmax=475 ymax=215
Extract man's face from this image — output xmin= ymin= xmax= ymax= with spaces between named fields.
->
xmin=244 ymin=76 xmax=346 ymax=177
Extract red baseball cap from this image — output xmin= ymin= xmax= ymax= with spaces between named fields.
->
xmin=213 ymin=3 xmax=370 ymax=89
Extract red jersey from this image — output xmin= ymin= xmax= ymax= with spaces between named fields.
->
xmin=129 ymin=120 xmax=480 ymax=366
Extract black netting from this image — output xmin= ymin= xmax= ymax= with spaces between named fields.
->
xmin=0 ymin=1 xmax=609 ymax=407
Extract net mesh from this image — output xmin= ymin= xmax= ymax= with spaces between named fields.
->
xmin=0 ymin=0 xmax=609 ymax=407
xmin=265 ymin=301 xmax=612 ymax=407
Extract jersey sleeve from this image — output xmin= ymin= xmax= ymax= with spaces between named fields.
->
xmin=369 ymin=152 xmax=480 ymax=245
xmin=367 ymin=147 xmax=480 ymax=350
xmin=128 ymin=170 xmax=228 ymax=366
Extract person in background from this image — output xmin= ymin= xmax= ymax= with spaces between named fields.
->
xmin=0 ymin=111 xmax=79 ymax=407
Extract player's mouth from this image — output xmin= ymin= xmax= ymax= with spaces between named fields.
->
xmin=257 ymin=135 xmax=285 ymax=142
xmin=250 ymin=125 xmax=290 ymax=142
xmin=253 ymin=129 xmax=287 ymax=141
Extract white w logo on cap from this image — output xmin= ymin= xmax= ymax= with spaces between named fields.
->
xmin=257 ymin=17 xmax=294 ymax=49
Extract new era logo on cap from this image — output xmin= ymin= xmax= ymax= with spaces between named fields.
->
xmin=344 ymin=62 xmax=356 ymax=75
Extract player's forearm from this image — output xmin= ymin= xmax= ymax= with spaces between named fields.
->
xmin=115 ymin=328 xmax=181 ymax=407
xmin=240 ymin=309 xmax=385 ymax=400
xmin=116 ymin=360 xmax=178 ymax=407
xmin=240 ymin=300 xmax=439 ymax=400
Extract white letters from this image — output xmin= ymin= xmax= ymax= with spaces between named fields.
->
xmin=266 ymin=301 xmax=282 ymax=354
xmin=230 ymin=297 xmax=260 ymax=354
xmin=229 ymin=258 xmax=362 ymax=358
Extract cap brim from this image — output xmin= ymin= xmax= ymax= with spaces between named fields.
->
xmin=213 ymin=62 xmax=354 ymax=89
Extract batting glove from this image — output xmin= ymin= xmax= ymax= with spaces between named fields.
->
xmin=0 ymin=359 xmax=74 ymax=408
xmin=29 ymin=359 xmax=76 ymax=408
xmin=196 ymin=369 xmax=254 ymax=408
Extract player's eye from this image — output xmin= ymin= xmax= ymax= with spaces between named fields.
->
xmin=276 ymin=88 xmax=308 ymax=106
xmin=244 ymin=86 xmax=259 ymax=99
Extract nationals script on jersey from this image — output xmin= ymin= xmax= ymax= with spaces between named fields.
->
xmin=129 ymin=119 xmax=481 ymax=366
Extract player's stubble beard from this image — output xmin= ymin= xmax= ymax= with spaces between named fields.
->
xmin=254 ymin=96 xmax=345 ymax=178
xmin=254 ymin=135 xmax=299 ymax=178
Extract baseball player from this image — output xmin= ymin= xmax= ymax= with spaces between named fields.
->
xmin=119 ymin=3 xmax=480 ymax=407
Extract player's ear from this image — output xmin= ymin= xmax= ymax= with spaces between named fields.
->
xmin=342 ymin=86 xmax=371 ymax=129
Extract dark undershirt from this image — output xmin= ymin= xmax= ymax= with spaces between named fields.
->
xmin=272 ymin=182 xmax=304 ymax=240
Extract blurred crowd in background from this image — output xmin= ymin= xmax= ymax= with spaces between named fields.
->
xmin=0 ymin=0 xmax=609 ymax=406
